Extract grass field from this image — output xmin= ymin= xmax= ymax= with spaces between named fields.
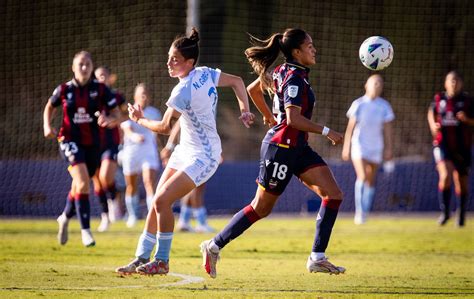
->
xmin=0 ymin=214 xmax=473 ymax=298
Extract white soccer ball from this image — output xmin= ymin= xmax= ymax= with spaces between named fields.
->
xmin=359 ymin=36 xmax=394 ymax=71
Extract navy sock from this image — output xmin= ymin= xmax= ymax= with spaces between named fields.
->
xmin=457 ymin=193 xmax=467 ymax=226
xmin=95 ymin=189 xmax=108 ymax=213
xmin=438 ymin=188 xmax=451 ymax=217
xmin=105 ymin=184 xmax=116 ymax=200
xmin=312 ymin=199 xmax=342 ymax=253
xmin=214 ymin=205 xmax=261 ymax=249
xmin=75 ymin=194 xmax=91 ymax=229
xmin=64 ymin=192 xmax=76 ymax=218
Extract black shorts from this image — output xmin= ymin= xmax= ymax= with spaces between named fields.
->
xmin=257 ymin=143 xmax=327 ymax=195
xmin=59 ymin=141 xmax=100 ymax=177
xmin=100 ymin=144 xmax=119 ymax=162
xmin=433 ymin=145 xmax=471 ymax=176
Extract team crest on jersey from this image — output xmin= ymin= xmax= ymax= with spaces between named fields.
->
xmin=67 ymin=93 xmax=73 ymax=100
xmin=288 ymin=85 xmax=298 ymax=98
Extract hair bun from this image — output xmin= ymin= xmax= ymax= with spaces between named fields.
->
xmin=189 ymin=27 xmax=200 ymax=43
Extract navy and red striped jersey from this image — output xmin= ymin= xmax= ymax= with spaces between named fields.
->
xmin=99 ymin=91 xmax=125 ymax=149
xmin=50 ymin=78 xmax=118 ymax=146
xmin=431 ymin=91 xmax=473 ymax=153
xmin=263 ymin=61 xmax=316 ymax=148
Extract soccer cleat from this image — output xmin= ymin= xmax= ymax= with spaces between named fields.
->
xmin=115 ymin=257 xmax=149 ymax=275
xmin=306 ymin=256 xmax=345 ymax=275
xmin=354 ymin=212 xmax=367 ymax=225
xmin=57 ymin=213 xmax=69 ymax=245
xmin=81 ymin=229 xmax=96 ymax=247
xmin=176 ymin=221 xmax=195 ymax=232
xmin=195 ymin=224 xmax=215 ymax=233
xmin=200 ymin=240 xmax=220 ymax=278
xmin=97 ymin=212 xmax=110 ymax=232
xmin=136 ymin=259 xmax=169 ymax=275
xmin=437 ymin=214 xmax=450 ymax=226
xmin=126 ymin=215 xmax=137 ymax=228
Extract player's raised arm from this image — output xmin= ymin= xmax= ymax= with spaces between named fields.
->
xmin=128 ymin=104 xmax=180 ymax=135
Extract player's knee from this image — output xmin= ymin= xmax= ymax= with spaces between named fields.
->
xmin=329 ymin=188 xmax=344 ymax=201
xmin=75 ymin=180 xmax=90 ymax=194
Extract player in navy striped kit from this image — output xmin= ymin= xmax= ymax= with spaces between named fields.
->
xmin=43 ymin=51 xmax=120 ymax=247
xmin=427 ymin=71 xmax=473 ymax=227
xmin=93 ymin=66 xmax=127 ymax=232
xmin=201 ymin=28 xmax=346 ymax=278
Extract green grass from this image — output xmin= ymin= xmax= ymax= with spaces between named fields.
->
xmin=0 ymin=214 xmax=473 ymax=298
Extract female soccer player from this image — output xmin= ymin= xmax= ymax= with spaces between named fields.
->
xmin=43 ymin=51 xmax=120 ymax=247
xmin=200 ymin=28 xmax=345 ymax=278
xmin=93 ymin=66 xmax=127 ymax=232
xmin=115 ymin=28 xmax=254 ymax=275
xmin=342 ymin=74 xmax=394 ymax=225
xmin=427 ymin=71 xmax=473 ymax=227
xmin=120 ymin=83 xmax=162 ymax=228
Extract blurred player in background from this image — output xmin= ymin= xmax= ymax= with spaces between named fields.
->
xmin=43 ymin=51 xmax=120 ymax=247
xmin=342 ymin=74 xmax=394 ymax=225
xmin=161 ymin=120 xmax=215 ymax=233
xmin=120 ymin=83 xmax=162 ymax=228
xmin=427 ymin=71 xmax=473 ymax=227
xmin=93 ymin=66 xmax=127 ymax=232
xmin=200 ymin=28 xmax=345 ymax=278
xmin=116 ymin=27 xmax=254 ymax=275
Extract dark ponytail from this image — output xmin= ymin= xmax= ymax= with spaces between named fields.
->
xmin=245 ymin=33 xmax=283 ymax=91
xmin=172 ymin=27 xmax=200 ymax=66
xmin=245 ymin=28 xmax=308 ymax=92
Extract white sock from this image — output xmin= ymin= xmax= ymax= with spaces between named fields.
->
xmin=311 ymin=252 xmax=326 ymax=261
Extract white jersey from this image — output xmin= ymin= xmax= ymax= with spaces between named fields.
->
xmin=346 ymin=95 xmax=395 ymax=163
xmin=121 ymin=106 xmax=162 ymax=155
xmin=166 ymin=66 xmax=222 ymax=161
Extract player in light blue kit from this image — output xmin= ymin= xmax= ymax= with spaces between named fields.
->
xmin=116 ymin=28 xmax=255 ymax=275
xmin=342 ymin=74 xmax=395 ymax=224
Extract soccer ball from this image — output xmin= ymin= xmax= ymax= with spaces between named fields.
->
xmin=359 ymin=36 xmax=394 ymax=71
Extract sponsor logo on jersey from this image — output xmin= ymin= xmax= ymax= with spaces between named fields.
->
xmin=89 ymin=91 xmax=98 ymax=98
xmin=288 ymin=85 xmax=298 ymax=98
xmin=73 ymin=107 xmax=93 ymax=124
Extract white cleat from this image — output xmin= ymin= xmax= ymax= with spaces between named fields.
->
xmin=97 ymin=212 xmax=110 ymax=232
xmin=126 ymin=215 xmax=137 ymax=228
xmin=176 ymin=221 xmax=195 ymax=232
xmin=57 ymin=213 xmax=69 ymax=245
xmin=200 ymin=240 xmax=220 ymax=278
xmin=81 ymin=229 xmax=96 ymax=247
xmin=306 ymin=256 xmax=345 ymax=275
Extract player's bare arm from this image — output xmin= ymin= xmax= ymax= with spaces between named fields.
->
xmin=247 ymin=78 xmax=276 ymax=128
xmin=129 ymin=104 xmax=180 ymax=135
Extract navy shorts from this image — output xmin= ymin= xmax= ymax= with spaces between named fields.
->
xmin=433 ymin=145 xmax=471 ymax=176
xmin=100 ymin=144 xmax=119 ymax=162
xmin=257 ymin=143 xmax=327 ymax=195
xmin=59 ymin=141 xmax=100 ymax=177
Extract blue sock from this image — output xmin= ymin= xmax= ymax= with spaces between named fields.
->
xmin=179 ymin=204 xmax=192 ymax=225
xmin=96 ymin=189 xmax=108 ymax=213
xmin=362 ymin=184 xmax=375 ymax=213
xmin=354 ymin=180 xmax=364 ymax=215
xmin=214 ymin=205 xmax=261 ymax=249
xmin=193 ymin=207 xmax=208 ymax=226
xmin=135 ymin=231 xmax=157 ymax=259
xmin=438 ymin=188 xmax=451 ymax=217
xmin=105 ymin=184 xmax=116 ymax=200
xmin=125 ymin=194 xmax=139 ymax=219
xmin=154 ymin=232 xmax=173 ymax=261
xmin=312 ymin=199 xmax=341 ymax=253
xmin=74 ymin=194 xmax=90 ymax=229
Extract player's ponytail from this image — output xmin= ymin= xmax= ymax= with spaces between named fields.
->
xmin=172 ymin=27 xmax=200 ymax=66
xmin=245 ymin=33 xmax=283 ymax=92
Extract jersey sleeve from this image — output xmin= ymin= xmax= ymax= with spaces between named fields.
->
xmin=102 ymin=84 xmax=118 ymax=110
xmin=207 ymin=67 xmax=221 ymax=86
xmin=49 ymin=85 xmax=63 ymax=107
xmin=383 ymin=102 xmax=395 ymax=122
xmin=283 ymin=75 xmax=305 ymax=108
xmin=166 ymin=83 xmax=191 ymax=114
xmin=346 ymin=100 xmax=359 ymax=119
xmin=120 ymin=119 xmax=133 ymax=129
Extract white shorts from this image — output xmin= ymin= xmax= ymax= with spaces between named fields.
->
xmin=167 ymin=145 xmax=219 ymax=187
xmin=351 ymin=145 xmax=383 ymax=164
xmin=120 ymin=149 xmax=160 ymax=176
